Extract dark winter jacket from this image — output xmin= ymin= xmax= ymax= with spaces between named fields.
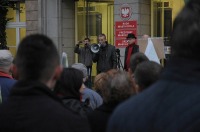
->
xmin=74 ymin=44 xmax=93 ymax=67
xmin=87 ymin=102 xmax=118 ymax=132
xmin=107 ymin=58 xmax=200 ymax=132
xmin=62 ymin=97 xmax=93 ymax=116
xmin=0 ymin=72 xmax=16 ymax=103
xmin=0 ymin=80 xmax=90 ymax=132
xmin=93 ymin=44 xmax=117 ymax=73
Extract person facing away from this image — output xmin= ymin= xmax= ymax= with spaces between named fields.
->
xmin=93 ymin=72 xmax=109 ymax=99
xmin=88 ymin=70 xmax=134 ymax=132
xmin=0 ymin=50 xmax=17 ymax=103
xmin=71 ymin=63 xmax=103 ymax=110
xmin=107 ymin=0 xmax=200 ymax=131
xmin=54 ymin=67 xmax=93 ymax=116
xmin=0 ymin=34 xmax=90 ymax=132
xmin=127 ymin=52 xmax=149 ymax=89
xmin=124 ymin=33 xmax=139 ymax=71
xmin=74 ymin=37 xmax=93 ymax=88
xmin=93 ymin=33 xmax=117 ymax=73
xmin=128 ymin=52 xmax=149 ymax=76
xmin=134 ymin=61 xmax=163 ymax=93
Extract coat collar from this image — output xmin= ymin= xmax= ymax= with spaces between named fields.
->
xmin=10 ymin=80 xmax=63 ymax=103
xmin=0 ymin=71 xmax=13 ymax=79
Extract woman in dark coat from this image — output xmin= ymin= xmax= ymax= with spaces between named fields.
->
xmin=54 ymin=68 xmax=92 ymax=116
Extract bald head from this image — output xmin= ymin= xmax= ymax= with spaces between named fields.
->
xmin=142 ymin=34 xmax=149 ymax=39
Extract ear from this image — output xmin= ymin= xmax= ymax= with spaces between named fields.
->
xmin=53 ymin=65 xmax=63 ymax=81
xmin=135 ymin=84 xmax=140 ymax=94
xmin=79 ymin=83 xmax=86 ymax=93
xmin=128 ymin=68 xmax=133 ymax=75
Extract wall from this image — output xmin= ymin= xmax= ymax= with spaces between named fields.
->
xmin=26 ymin=0 xmax=76 ymax=65
xmin=114 ymin=0 xmax=151 ymax=68
xmin=26 ymin=0 xmax=39 ymax=35
xmin=26 ymin=0 xmax=62 ymax=51
xmin=172 ymin=0 xmax=184 ymax=22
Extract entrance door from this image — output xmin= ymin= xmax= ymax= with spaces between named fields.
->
xmin=76 ymin=0 xmax=114 ymax=44
xmin=75 ymin=0 xmax=114 ymax=76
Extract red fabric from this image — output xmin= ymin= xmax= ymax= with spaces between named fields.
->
xmin=126 ymin=45 xmax=133 ymax=70
xmin=0 ymin=71 xmax=13 ymax=79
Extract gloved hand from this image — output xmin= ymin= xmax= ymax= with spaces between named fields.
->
xmin=76 ymin=41 xmax=82 ymax=47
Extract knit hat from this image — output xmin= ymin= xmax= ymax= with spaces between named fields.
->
xmin=71 ymin=63 xmax=87 ymax=78
xmin=0 ymin=50 xmax=13 ymax=69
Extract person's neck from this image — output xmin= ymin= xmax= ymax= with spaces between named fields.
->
xmin=48 ymin=83 xmax=55 ymax=91
xmin=42 ymin=79 xmax=56 ymax=91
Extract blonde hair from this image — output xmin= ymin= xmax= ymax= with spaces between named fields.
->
xmin=94 ymin=72 xmax=109 ymax=102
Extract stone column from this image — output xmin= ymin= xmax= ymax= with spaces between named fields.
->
xmin=26 ymin=0 xmax=39 ymax=35
xmin=61 ymin=0 xmax=76 ymax=66
xmin=38 ymin=0 xmax=62 ymax=52
xmin=26 ymin=0 xmax=63 ymax=55
xmin=26 ymin=0 xmax=76 ymax=65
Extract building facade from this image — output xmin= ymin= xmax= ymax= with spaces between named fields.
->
xmin=6 ymin=0 xmax=185 ymax=74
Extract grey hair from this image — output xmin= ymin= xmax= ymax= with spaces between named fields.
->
xmin=109 ymin=71 xmax=134 ymax=103
xmin=0 ymin=50 xmax=13 ymax=71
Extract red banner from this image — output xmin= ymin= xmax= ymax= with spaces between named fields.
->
xmin=115 ymin=39 xmax=128 ymax=48
xmin=115 ymin=21 xmax=137 ymax=29
xmin=115 ymin=20 xmax=137 ymax=48
xmin=115 ymin=30 xmax=137 ymax=39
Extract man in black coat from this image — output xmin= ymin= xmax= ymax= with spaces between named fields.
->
xmin=107 ymin=0 xmax=200 ymax=131
xmin=93 ymin=34 xmax=117 ymax=73
xmin=0 ymin=34 xmax=90 ymax=132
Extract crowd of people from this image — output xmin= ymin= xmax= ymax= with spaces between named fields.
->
xmin=1 ymin=0 xmax=200 ymax=131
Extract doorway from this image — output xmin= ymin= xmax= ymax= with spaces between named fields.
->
xmin=75 ymin=0 xmax=114 ymax=77
xmin=151 ymin=0 xmax=185 ymax=38
xmin=76 ymin=0 xmax=114 ymax=44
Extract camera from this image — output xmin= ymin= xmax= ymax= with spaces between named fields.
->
xmin=115 ymin=48 xmax=120 ymax=55
xmin=115 ymin=48 xmax=124 ymax=69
